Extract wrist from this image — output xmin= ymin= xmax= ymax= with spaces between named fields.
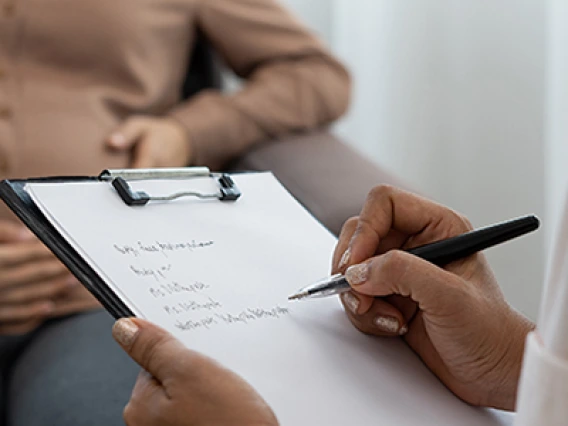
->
xmin=164 ymin=117 xmax=197 ymax=166
xmin=486 ymin=308 xmax=535 ymax=410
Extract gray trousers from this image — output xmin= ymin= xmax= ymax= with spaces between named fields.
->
xmin=0 ymin=310 xmax=139 ymax=425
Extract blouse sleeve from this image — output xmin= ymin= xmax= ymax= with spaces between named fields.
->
xmin=515 ymin=190 xmax=568 ymax=425
xmin=167 ymin=0 xmax=351 ymax=169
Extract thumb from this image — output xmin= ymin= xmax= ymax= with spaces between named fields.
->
xmin=112 ymin=318 xmax=189 ymax=382
xmin=345 ymin=250 xmax=465 ymax=314
xmin=106 ymin=119 xmax=145 ymax=150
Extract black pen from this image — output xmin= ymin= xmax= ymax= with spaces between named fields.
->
xmin=288 ymin=214 xmax=540 ymax=301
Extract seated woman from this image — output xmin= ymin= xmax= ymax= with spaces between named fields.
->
xmin=0 ymin=1 xmax=350 ymax=424
xmin=112 ymin=185 xmax=548 ymax=425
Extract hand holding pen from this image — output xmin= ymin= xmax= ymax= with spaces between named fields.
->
xmin=293 ymin=186 xmax=536 ymax=411
xmin=108 ymin=185 xmax=538 ymax=421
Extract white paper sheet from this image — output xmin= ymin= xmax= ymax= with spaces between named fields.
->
xmin=26 ymin=172 xmax=513 ymax=425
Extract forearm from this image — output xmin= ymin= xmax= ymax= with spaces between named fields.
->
xmin=167 ymin=0 xmax=351 ymax=169
xmin=168 ymin=54 xmax=350 ymax=169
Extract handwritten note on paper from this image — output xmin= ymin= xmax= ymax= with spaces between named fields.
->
xmin=111 ymin=237 xmax=290 ymax=332
xmin=26 ymin=173 xmax=514 ymax=426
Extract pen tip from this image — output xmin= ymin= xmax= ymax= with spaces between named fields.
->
xmin=288 ymin=292 xmax=307 ymax=301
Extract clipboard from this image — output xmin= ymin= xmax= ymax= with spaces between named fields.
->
xmin=0 ymin=168 xmax=514 ymax=425
xmin=0 ymin=167 xmax=241 ymax=320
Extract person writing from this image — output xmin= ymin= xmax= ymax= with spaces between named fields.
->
xmin=111 ymin=185 xmax=549 ymax=425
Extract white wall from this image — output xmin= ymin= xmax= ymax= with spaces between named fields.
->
xmin=280 ymin=0 xmax=333 ymax=41
xmin=282 ymin=0 xmax=547 ymax=319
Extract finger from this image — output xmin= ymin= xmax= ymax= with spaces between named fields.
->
xmin=341 ymin=292 xmax=409 ymax=336
xmin=123 ymin=370 xmax=167 ymax=426
xmin=334 ymin=217 xmax=404 ymax=319
xmin=0 ymin=259 xmax=69 ymax=290
xmin=345 ymin=250 xmax=468 ymax=315
xmin=112 ymin=318 xmax=193 ymax=383
xmin=332 ymin=216 xmax=358 ymax=274
xmin=347 ymin=185 xmax=471 ymax=266
xmin=340 ymin=291 xmax=406 ymax=334
xmin=0 ymin=318 xmax=44 ymax=335
xmin=49 ymin=293 xmax=101 ymax=318
xmin=0 ymin=221 xmax=35 ymax=243
xmin=106 ymin=118 xmax=146 ymax=151
xmin=130 ymin=137 xmax=156 ymax=169
xmin=333 ymin=217 xmax=409 ymax=274
xmin=0 ymin=274 xmax=77 ymax=304
xmin=0 ymin=300 xmax=54 ymax=322
xmin=0 ymin=241 xmax=55 ymax=268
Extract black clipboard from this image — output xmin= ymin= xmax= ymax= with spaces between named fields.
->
xmin=0 ymin=168 xmax=241 ymax=319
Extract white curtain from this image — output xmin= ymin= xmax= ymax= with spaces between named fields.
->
xmin=546 ymin=0 xmax=568 ymax=259
xmin=281 ymin=0 xmax=552 ymax=319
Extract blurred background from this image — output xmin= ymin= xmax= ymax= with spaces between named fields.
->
xmin=264 ymin=0 xmax=565 ymax=321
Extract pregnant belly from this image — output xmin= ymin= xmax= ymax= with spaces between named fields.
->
xmin=18 ymin=122 xmax=130 ymax=178
xmin=0 ymin=121 xmax=130 ymax=222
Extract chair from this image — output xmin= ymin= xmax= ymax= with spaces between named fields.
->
xmin=182 ymin=35 xmax=406 ymax=236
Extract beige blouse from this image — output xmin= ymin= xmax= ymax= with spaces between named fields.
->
xmin=0 ymin=0 xmax=350 ymax=221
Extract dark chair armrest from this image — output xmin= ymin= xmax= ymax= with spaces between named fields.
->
xmin=230 ymin=130 xmax=409 ymax=236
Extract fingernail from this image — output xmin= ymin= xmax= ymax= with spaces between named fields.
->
xmin=112 ymin=318 xmax=139 ymax=347
xmin=341 ymin=292 xmax=360 ymax=314
xmin=373 ymin=316 xmax=405 ymax=334
xmin=345 ymin=263 xmax=369 ymax=286
xmin=338 ymin=247 xmax=351 ymax=269
xmin=109 ymin=133 xmax=126 ymax=146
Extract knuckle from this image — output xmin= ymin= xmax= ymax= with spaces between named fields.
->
xmin=29 ymin=303 xmax=49 ymax=317
xmin=45 ymin=283 xmax=67 ymax=298
xmin=367 ymin=184 xmax=394 ymax=202
xmin=123 ymin=403 xmax=136 ymax=426
xmin=341 ymin=216 xmax=359 ymax=235
xmin=137 ymin=333 xmax=169 ymax=369
xmin=349 ymin=221 xmax=366 ymax=242
xmin=139 ymin=341 xmax=160 ymax=368
xmin=430 ymin=208 xmax=474 ymax=239
xmin=344 ymin=216 xmax=359 ymax=228
xmin=379 ymin=250 xmax=408 ymax=281
xmin=457 ymin=213 xmax=474 ymax=231
xmin=446 ymin=211 xmax=474 ymax=234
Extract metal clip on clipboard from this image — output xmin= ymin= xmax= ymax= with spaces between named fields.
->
xmin=99 ymin=167 xmax=241 ymax=206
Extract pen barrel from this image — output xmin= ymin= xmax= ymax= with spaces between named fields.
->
xmin=289 ymin=215 xmax=540 ymax=301
xmin=407 ymin=215 xmax=540 ymax=266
